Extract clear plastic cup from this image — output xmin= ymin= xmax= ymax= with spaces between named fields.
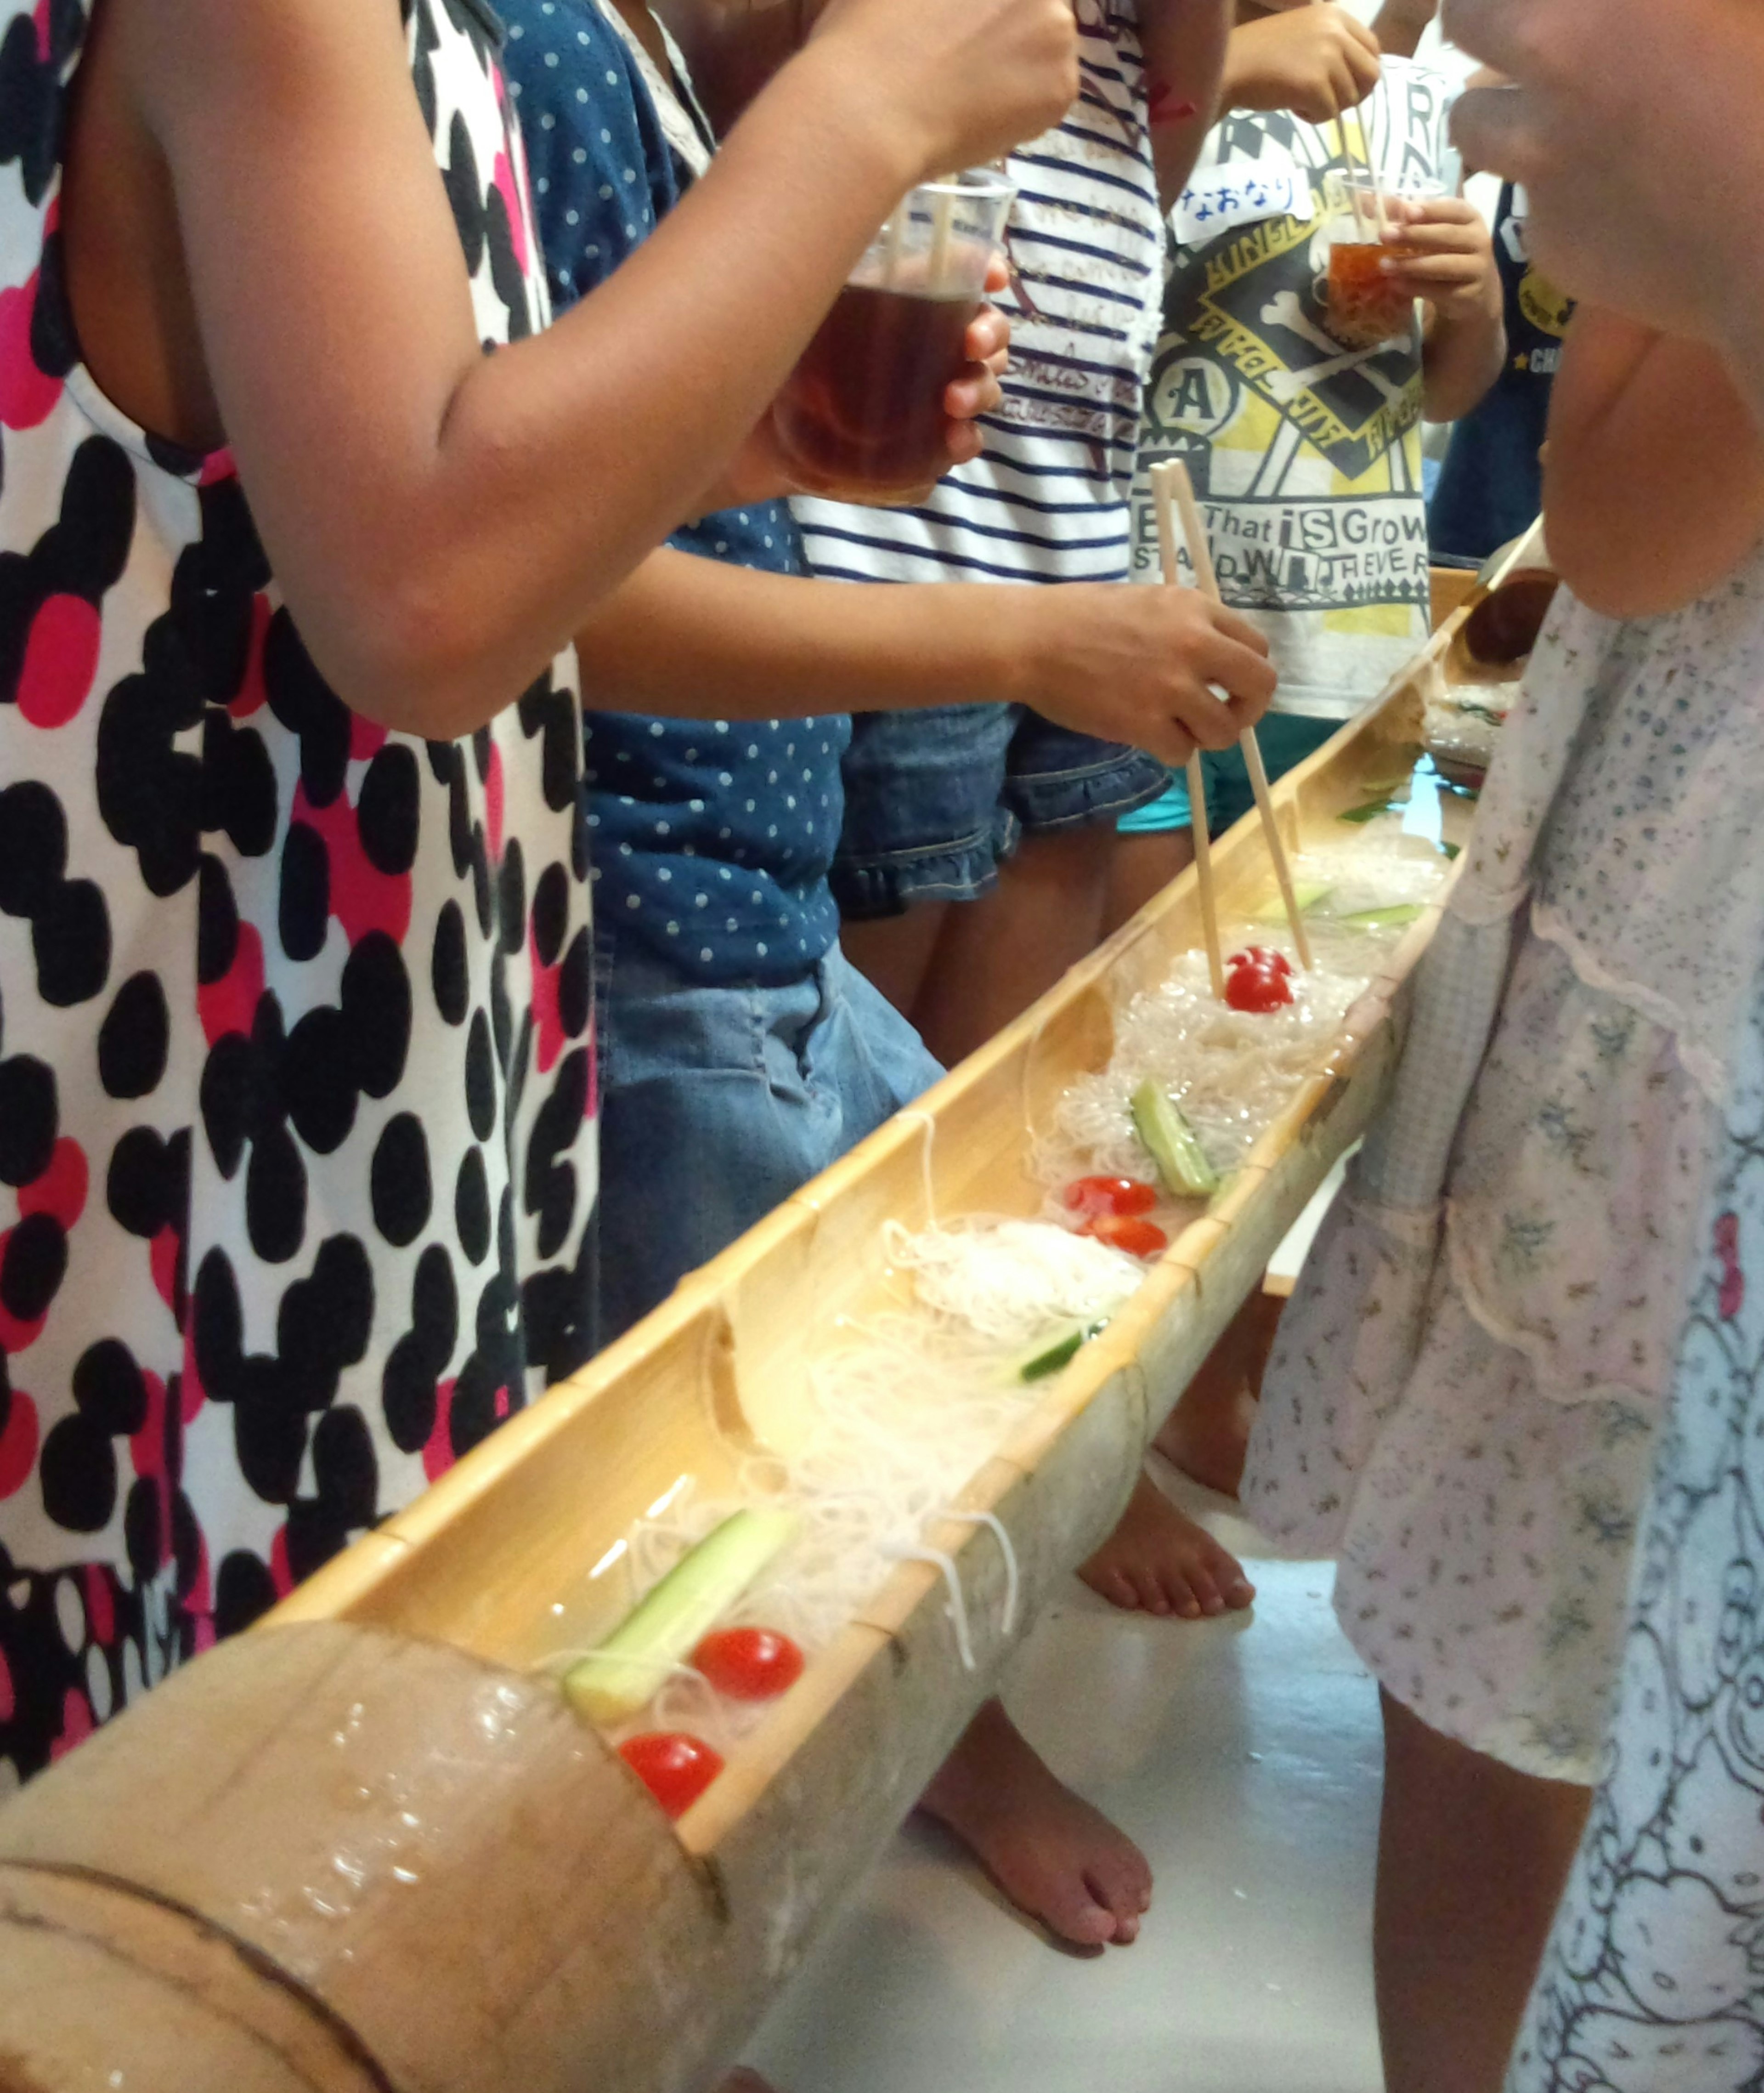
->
xmin=775 ymin=170 xmax=1015 ymax=502
xmin=1321 ymin=172 xmax=1444 ymax=350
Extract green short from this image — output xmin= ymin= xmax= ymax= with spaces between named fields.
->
xmin=1116 ymin=715 xmax=1343 ymax=837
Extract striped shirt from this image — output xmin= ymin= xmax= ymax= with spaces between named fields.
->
xmin=792 ymin=0 xmax=1162 ymax=588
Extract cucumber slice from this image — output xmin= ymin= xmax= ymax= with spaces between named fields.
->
xmin=1019 ymin=1320 xmax=1108 ymax=1384
xmin=1250 ymin=881 xmax=1331 ymax=925
xmin=1338 ymin=903 xmax=1425 ymax=930
xmin=1130 ymin=1080 xmax=1220 ymax=1199
xmin=564 ymin=1508 xmax=798 ymax=1726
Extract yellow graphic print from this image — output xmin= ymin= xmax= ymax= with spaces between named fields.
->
xmin=1517 ymin=266 xmax=1572 ymax=344
xmin=1167 ymin=180 xmax=1421 ymax=487
xmin=1137 ymin=96 xmax=1446 ymax=633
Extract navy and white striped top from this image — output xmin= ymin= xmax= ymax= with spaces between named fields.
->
xmin=792 ymin=0 xmax=1163 ymax=588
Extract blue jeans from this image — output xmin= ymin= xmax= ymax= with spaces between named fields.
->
xmin=833 ymin=702 xmax=1166 ymax=919
xmin=595 ymin=941 xmax=943 ymax=1343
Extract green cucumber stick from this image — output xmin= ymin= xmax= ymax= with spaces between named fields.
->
xmin=1339 ymin=903 xmax=1425 ymax=929
xmin=1131 ymin=1079 xmax=1220 ymax=1199
xmin=1250 ymin=882 xmax=1330 ymax=925
xmin=563 ymin=1507 xmax=798 ymax=1726
xmin=1019 ymin=1320 xmax=1108 ymax=1384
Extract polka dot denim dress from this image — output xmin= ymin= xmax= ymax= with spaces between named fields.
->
xmin=504 ymin=0 xmax=851 ymax=990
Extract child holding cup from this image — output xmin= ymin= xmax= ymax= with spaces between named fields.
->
xmin=505 ymin=0 xmax=1274 ymax=1950
xmin=0 ymin=0 xmax=1080 ymax=1776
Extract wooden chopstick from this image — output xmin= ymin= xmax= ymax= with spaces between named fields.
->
xmin=1155 ymin=458 xmax=1315 ymax=971
xmin=1148 ymin=460 xmax=1227 ymax=1000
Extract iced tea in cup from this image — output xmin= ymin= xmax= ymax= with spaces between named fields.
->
xmin=775 ymin=170 xmax=1015 ymax=503
xmin=1322 ymin=173 xmax=1443 ymax=350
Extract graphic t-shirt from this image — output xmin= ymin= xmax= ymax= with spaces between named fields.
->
xmin=1133 ymin=62 xmax=1456 ymax=718
xmin=1429 ymin=182 xmax=1572 ymax=563
xmin=505 ymin=0 xmax=848 ymax=988
xmin=792 ymin=0 xmax=1165 ymax=587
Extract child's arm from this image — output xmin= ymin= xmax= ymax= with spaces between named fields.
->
xmin=1137 ymin=0 xmax=1237 ymax=208
xmin=1376 ymin=196 xmax=1505 ymax=422
xmin=1543 ymin=307 xmax=1764 ymax=618
xmin=107 ymin=0 xmax=1074 ymax=741
xmin=1218 ymin=3 xmax=1382 ymax=125
xmin=571 ymin=551 xmax=1278 ymax=761
xmin=1369 ymin=0 xmax=1437 ymax=60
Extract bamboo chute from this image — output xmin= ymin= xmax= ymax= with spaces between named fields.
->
xmin=0 ymin=552 xmax=1535 ymax=2093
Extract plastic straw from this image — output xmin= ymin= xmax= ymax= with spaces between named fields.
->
xmin=881 ymin=205 xmax=905 ymax=288
xmin=928 ymin=182 xmax=959 ymax=291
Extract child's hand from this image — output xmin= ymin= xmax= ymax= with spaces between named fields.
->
xmin=940 ymin=263 xmax=1012 ymax=460
xmin=729 ymin=262 xmax=1012 ymax=509
xmin=1224 ymin=4 xmax=1382 ymax=123
xmin=1379 ymin=195 xmax=1502 ymax=328
xmin=808 ymin=0 xmax=1078 ymax=184
xmin=1014 ymin=584 xmax=1278 ymax=769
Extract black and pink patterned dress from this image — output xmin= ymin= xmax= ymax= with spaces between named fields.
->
xmin=0 ymin=0 xmax=597 ymax=1783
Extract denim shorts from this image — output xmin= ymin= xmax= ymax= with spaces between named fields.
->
xmin=594 ymin=940 xmax=943 ymax=1343
xmin=1116 ymin=714 xmax=1343 ymax=838
xmin=832 ymin=702 xmax=1167 ymax=919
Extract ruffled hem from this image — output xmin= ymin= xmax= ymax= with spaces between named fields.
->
xmin=1530 ymin=896 xmax=1729 ymax=1107
xmin=1443 ymin=1202 xmax=1669 ymax=1415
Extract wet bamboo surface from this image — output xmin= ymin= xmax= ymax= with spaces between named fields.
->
xmin=0 ymin=557 xmax=1526 ymax=2093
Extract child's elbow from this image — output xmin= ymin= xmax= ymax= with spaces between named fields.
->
xmin=300 ymin=581 xmax=547 ymax=743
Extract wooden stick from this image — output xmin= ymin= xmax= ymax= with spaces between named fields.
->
xmin=1148 ymin=459 xmax=1226 ymax=1000
xmin=1158 ymin=458 xmax=1315 ymax=970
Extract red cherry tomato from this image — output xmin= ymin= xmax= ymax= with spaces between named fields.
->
xmin=1082 ymin=1213 xmax=1169 ymax=1258
xmin=1224 ymin=963 xmax=1294 ymax=1014
xmin=1227 ymin=946 xmax=1293 ymax=978
xmin=1062 ymin=1175 xmax=1160 ymax=1219
xmin=618 ymin=1731 xmax=725 ymax=1819
xmin=692 ymin=1626 xmax=806 ymax=1702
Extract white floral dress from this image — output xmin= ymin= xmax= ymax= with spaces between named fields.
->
xmin=1507 ymin=982 xmax=1764 ymax=2089
xmin=1244 ymin=540 xmax=1764 ymax=1781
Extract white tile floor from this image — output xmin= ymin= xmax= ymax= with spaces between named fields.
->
xmin=749 ymin=1471 xmax=1386 ymax=2093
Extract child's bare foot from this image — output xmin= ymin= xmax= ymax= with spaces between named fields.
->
xmin=1079 ymin=1471 xmax=1255 ymax=1619
xmin=919 ymin=1699 xmax=1152 ymax=1949
xmin=1152 ymin=1378 xmax=1256 ymax=1498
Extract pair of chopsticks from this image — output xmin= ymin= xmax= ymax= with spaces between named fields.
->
xmin=1149 ymin=458 xmax=1313 ymax=995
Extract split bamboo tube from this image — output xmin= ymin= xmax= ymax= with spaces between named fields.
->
xmin=0 ymin=558 xmax=1529 ymax=2093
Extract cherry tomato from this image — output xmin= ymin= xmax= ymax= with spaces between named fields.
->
xmin=618 ymin=1731 xmax=725 ymax=1819
xmin=1227 ymin=946 xmax=1292 ymax=978
xmin=692 ymin=1626 xmax=806 ymax=1702
xmin=1082 ymin=1213 xmax=1169 ymax=1258
xmin=1062 ymin=1174 xmax=1159 ymax=1219
xmin=1224 ymin=963 xmax=1294 ymax=1014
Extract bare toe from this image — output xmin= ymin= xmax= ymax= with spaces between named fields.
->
xmin=1042 ymin=1880 xmax=1121 ymax=1946
xmin=1199 ymin=1532 xmax=1255 ymax=1611
xmin=1081 ymin=1560 xmax=1139 ymax=1611
xmin=920 ymin=1703 xmax=1153 ymax=1951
